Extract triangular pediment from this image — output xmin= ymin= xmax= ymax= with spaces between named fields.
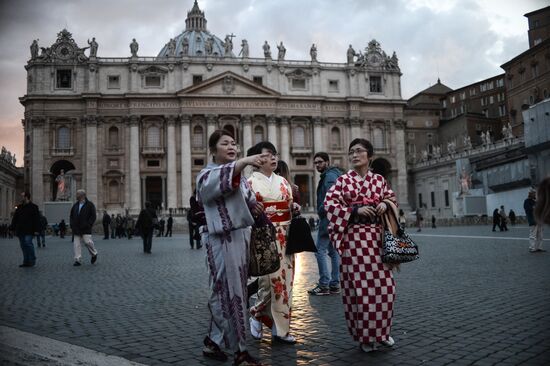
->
xmin=177 ymin=71 xmax=280 ymax=97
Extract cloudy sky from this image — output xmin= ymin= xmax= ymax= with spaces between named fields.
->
xmin=0 ymin=0 xmax=546 ymax=166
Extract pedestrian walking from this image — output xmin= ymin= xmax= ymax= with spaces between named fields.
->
xmin=416 ymin=209 xmax=423 ymax=232
xmin=499 ymin=205 xmax=509 ymax=231
xmin=431 ymin=215 xmax=436 ymax=229
xmin=135 ymin=202 xmax=157 ymax=254
xmin=37 ymin=211 xmax=48 ymax=247
xmin=69 ymin=189 xmax=98 ymax=266
xmin=308 ymin=152 xmax=342 ymax=296
xmin=535 ymin=177 xmax=550 ymax=225
xmin=102 ymin=211 xmax=111 ymax=239
xmin=126 ymin=214 xmax=134 ymax=239
xmin=248 ymin=143 xmax=298 ymax=344
xmin=165 ymin=214 xmax=173 ymax=237
xmin=525 ymin=189 xmax=544 ymax=253
xmin=10 ymin=191 xmax=40 ymax=267
xmin=324 ymin=138 xmax=398 ymax=353
xmin=109 ymin=214 xmax=116 ymax=238
xmin=189 ymin=192 xmax=205 ymax=249
xmin=509 ymin=209 xmax=516 ymax=226
xmin=197 ymin=129 xmax=266 ymax=365
xmin=157 ymin=217 xmax=165 ymax=237
xmin=398 ymin=209 xmax=407 ymax=227
xmin=492 ymin=208 xmax=502 ymax=231
xmin=59 ymin=219 xmax=67 ymax=238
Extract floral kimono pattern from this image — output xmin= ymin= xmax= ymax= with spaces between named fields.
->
xmin=197 ymin=162 xmax=257 ymax=352
xmin=248 ymin=172 xmax=295 ymax=337
xmin=324 ymin=170 xmax=397 ymax=344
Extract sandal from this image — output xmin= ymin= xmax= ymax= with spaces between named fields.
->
xmin=233 ymin=350 xmax=263 ymax=366
xmin=202 ymin=336 xmax=228 ymax=362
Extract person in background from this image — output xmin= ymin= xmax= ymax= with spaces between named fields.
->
xmin=416 ymin=209 xmax=423 ymax=232
xmin=431 ymin=215 xmax=436 ymax=229
xmin=492 ymin=208 xmax=502 ymax=232
xmin=37 ymin=211 xmax=48 ymax=247
xmin=59 ymin=219 xmax=67 ymax=238
xmin=398 ymin=209 xmax=407 ymax=228
xmin=157 ymin=217 xmax=165 ymax=237
xmin=69 ymin=189 xmax=98 ymax=266
xmin=499 ymin=205 xmax=509 ymax=231
xmin=102 ymin=211 xmax=111 ymax=239
xmin=165 ymin=214 xmax=173 ymax=237
xmin=126 ymin=214 xmax=134 ymax=239
xmin=189 ymin=192 xmax=205 ymax=249
xmin=508 ymin=209 xmax=516 ymax=226
xmin=534 ymin=177 xmax=550 ymax=225
xmin=10 ymin=191 xmax=40 ymax=267
xmin=109 ymin=214 xmax=116 ymax=239
xmin=135 ymin=201 xmax=157 ymax=254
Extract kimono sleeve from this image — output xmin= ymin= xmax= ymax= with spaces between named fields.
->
xmin=197 ymin=162 xmax=242 ymax=204
xmin=323 ymin=176 xmax=353 ymax=253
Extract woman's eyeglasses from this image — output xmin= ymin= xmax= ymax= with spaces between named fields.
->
xmin=348 ymin=148 xmax=369 ymax=156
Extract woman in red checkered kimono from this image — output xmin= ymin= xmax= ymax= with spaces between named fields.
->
xmin=324 ymin=138 xmax=398 ymax=353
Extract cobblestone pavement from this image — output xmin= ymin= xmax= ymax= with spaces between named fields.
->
xmin=1 ymin=225 xmax=549 ymax=366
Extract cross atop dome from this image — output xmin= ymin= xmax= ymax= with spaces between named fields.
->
xmin=186 ymin=0 xmax=207 ymax=31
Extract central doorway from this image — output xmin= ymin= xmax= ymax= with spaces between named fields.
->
xmin=145 ymin=176 xmax=163 ymax=210
xmin=294 ymin=174 xmax=311 ymax=209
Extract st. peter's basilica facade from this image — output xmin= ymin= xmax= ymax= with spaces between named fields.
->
xmin=21 ymin=1 xmax=408 ymax=215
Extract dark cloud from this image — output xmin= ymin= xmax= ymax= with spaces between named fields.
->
xmin=0 ymin=0 xmax=546 ymax=165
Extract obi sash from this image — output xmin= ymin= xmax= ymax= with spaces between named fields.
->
xmin=263 ymin=200 xmax=291 ymax=224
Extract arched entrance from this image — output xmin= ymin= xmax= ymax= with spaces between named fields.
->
xmin=50 ymin=160 xmax=76 ymax=201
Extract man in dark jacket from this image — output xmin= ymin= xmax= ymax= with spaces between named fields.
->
xmin=102 ymin=211 xmax=111 ymax=239
xmin=37 ymin=211 xmax=48 ymax=247
xmin=135 ymin=201 xmax=157 ymax=253
xmin=525 ymin=189 xmax=544 ymax=252
xmin=308 ymin=152 xmax=342 ymax=296
xmin=165 ymin=214 xmax=173 ymax=237
xmin=10 ymin=191 xmax=40 ymax=267
xmin=70 ymin=189 xmax=98 ymax=266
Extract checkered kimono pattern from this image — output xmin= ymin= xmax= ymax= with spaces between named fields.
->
xmin=324 ymin=170 xmax=397 ymax=344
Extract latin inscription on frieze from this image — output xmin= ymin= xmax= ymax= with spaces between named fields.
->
xmin=130 ymin=101 xmax=180 ymax=109
xmin=181 ymin=100 xmax=276 ymax=109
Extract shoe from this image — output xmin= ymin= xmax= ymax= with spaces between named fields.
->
xmin=379 ymin=336 xmax=395 ymax=347
xmin=91 ymin=254 xmax=98 ymax=264
xmin=536 ymin=249 xmax=547 ymax=252
xmin=233 ymin=350 xmax=262 ymax=366
xmin=360 ymin=343 xmax=378 ymax=353
xmin=308 ymin=285 xmax=330 ymax=296
xmin=202 ymin=336 xmax=228 ymax=362
xmin=19 ymin=263 xmax=34 ymax=268
xmin=73 ymin=261 xmax=81 ymax=266
xmin=329 ymin=286 xmax=341 ymax=294
xmin=249 ymin=317 xmax=262 ymax=340
xmin=273 ymin=334 xmax=297 ymax=344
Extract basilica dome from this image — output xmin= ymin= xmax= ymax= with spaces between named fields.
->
xmin=157 ymin=1 xmax=236 ymax=58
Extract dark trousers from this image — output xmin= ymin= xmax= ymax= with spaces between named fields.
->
xmin=492 ymin=221 xmax=502 ymax=231
xmin=110 ymin=228 xmax=115 ymax=238
xmin=501 ymin=220 xmax=508 ymax=231
xmin=18 ymin=235 xmax=36 ymax=265
xmin=165 ymin=226 xmax=172 ymax=237
xmin=142 ymin=231 xmax=153 ymax=253
xmin=103 ymin=224 xmax=109 ymax=239
xmin=188 ymin=222 xmax=195 ymax=248
xmin=36 ymin=231 xmax=46 ymax=246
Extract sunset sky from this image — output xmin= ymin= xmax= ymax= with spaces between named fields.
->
xmin=0 ymin=0 xmax=546 ymax=166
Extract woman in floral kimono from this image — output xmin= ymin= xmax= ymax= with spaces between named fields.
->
xmin=324 ymin=138 xmax=398 ymax=353
xmin=247 ymin=142 xmax=298 ymax=344
xmin=197 ymin=129 xmax=268 ymax=365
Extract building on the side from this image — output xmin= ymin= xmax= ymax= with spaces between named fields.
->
xmin=21 ymin=1 xmax=409 ymax=216
xmin=525 ymin=6 xmax=550 ymax=48
xmin=523 ymin=98 xmax=550 ymax=183
xmin=0 ymin=147 xmax=23 ymax=225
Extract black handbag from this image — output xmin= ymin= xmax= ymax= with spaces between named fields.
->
xmin=249 ymin=213 xmax=281 ymax=276
xmin=382 ymin=225 xmax=419 ymax=264
xmin=286 ymin=216 xmax=317 ymax=255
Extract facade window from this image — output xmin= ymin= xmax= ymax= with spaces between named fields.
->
xmin=450 ymin=96 xmax=456 ymax=103
xmin=109 ymin=181 xmax=119 ymax=203
xmin=193 ymin=159 xmax=205 ymax=166
xmin=193 ymin=75 xmax=203 ymax=85
xmin=418 ymin=193 xmax=423 ymax=208
xmin=442 ymin=100 xmax=447 ymax=108
xmin=147 ymin=126 xmax=161 ymax=147
xmin=444 ymin=190 xmax=449 ymax=207
xmin=489 ymin=96 xmax=494 ymax=104
xmin=499 ymin=105 xmax=506 ymax=117
xmin=145 ymin=75 xmax=161 ymax=87
xmin=330 ymin=127 xmax=341 ymax=148
xmin=253 ymin=126 xmax=264 ymax=144
xmin=293 ymin=127 xmax=305 ymax=147
xmin=431 ymin=191 xmax=435 ymax=207
xmin=482 ymin=109 xmax=488 ymax=117
xmin=57 ymin=127 xmax=70 ymax=148
xmin=192 ymin=125 xmax=204 ymax=148
xmin=469 ymin=88 xmax=477 ymax=96
xmin=496 ymin=78 xmax=504 ymax=87
xmin=460 ymin=92 xmax=466 ymax=100
xmin=292 ymin=78 xmax=306 ymax=89
xmin=369 ymin=76 xmax=382 ymax=93
xmin=108 ymin=126 xmax=119 ymax=147
xmin=253 ymin=76 xmax=263 ymax=85
xmin=532 ymin=64 xmax=539 ymax=78
xmin=328 ymin=80 xmax=339 ymax=92
xmin=296 ymin=159 xmax=307 ymax=166
xmin=373 ymin=128 xmax=385 ymax=149
xmin=56 ymin=70 xmax=72 ymax=88
xmin=147 ymin=160 xmax=160 ymax=167
xmin=108 ymin=75 xmax=120 ymax=89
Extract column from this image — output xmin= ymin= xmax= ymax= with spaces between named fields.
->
xmin=241 ymin=115 xmax=253 ymax=155
xmin=180 ymin=114 xmax=192 ymax=207
xmin=129 ymin=115 xmax=141 ymax=214
xmin=166 ymin=115 xmax=177 ymax=210
xmin=206 ymin=114 xmax=217 ymax=139
xmin=31 ymin=117 xmax=45 ymax=209
xmin=267 ymin=115 xmax=278 ymax=146
xmin=280 ymin=116 xmax=290 ymax=163
xmin=141 ymin=177 xmax=146 ymax=208
xmin=394 ymin=120 xmax=410 ymax=211
xmin=313 ymin=117 xmax=324 ymax=153
xmin=84 ymin=115 xmax=98 ymax=204
xmin=162 ymin=176 xmax=167 ymax=211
